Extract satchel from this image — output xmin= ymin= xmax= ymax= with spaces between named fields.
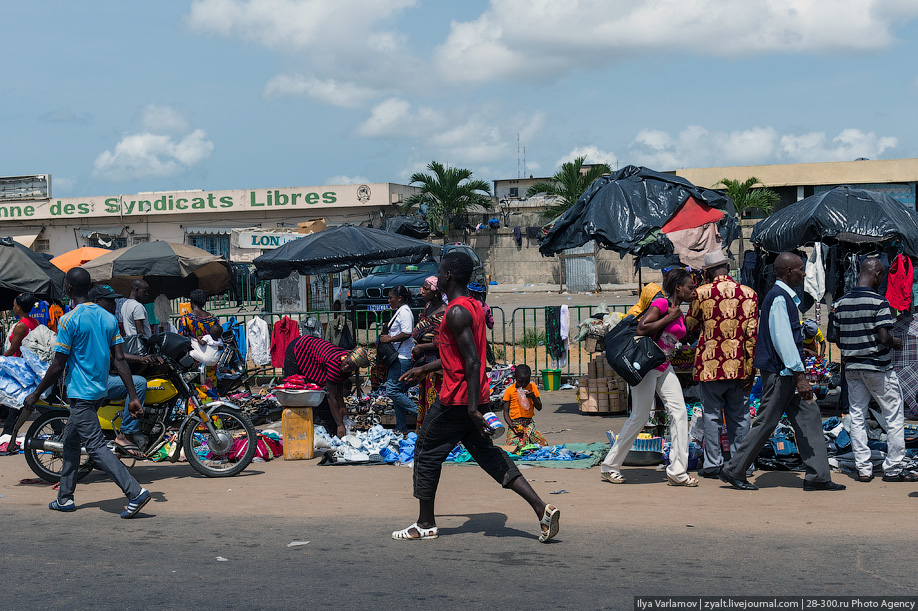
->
xmin=376 ymin=318 xmax=402 ymax=369
xmin=825 ymin=308 xmax=839 ymax=344
xmin=603 ymin=308 xmax=667 ymax=386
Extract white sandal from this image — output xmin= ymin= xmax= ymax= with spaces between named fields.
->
xmin=391 ymin=522 xmax=439 ymax=540
xmin=601 ymin=471 xmax=626 ymax=484
xmin=538 ymin=505 xmax=560 ymax=543
xmin=667 ymin=475 xmax=699 ymax=487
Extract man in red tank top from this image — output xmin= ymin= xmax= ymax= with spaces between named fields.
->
xmin=394 ymin=252 xmax=560 ymax=543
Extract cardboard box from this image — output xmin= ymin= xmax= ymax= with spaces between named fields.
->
xmin=297 ymin=218 xmax=327 ymax=234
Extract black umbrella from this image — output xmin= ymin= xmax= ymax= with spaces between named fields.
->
xmin=538 ymin=165 xmax=738 ymax=269
xmin=751 ymin=186 xmax=918 ymax=257
xmin=80 ymin=241 xmax=236 ymax=300
xmin=0 ymin=237 xmax=67 ymax=309
xmin=253 ymin=225 xmax=440 ymax=280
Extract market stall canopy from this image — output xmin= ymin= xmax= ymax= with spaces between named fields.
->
xmin=750 ymin=186 xmax=918 ymax=258
xmin=0 ymin=237 xmax=67 ymax=309
xmin=50 ymin=246 xmax=111 ymax=272
xmin=79 ymin=241 xmax=235 ymax=299
xmin=538 ymin=165 xmax=738 ymax=269
xmin=253 ymin=225 xmax=440 ymax=279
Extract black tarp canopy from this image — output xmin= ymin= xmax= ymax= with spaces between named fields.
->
xmin=538 ymin=165 xmax=738 ymax=268
xmin=384 ymin=216 xmax=431 ymax=240
xmin=253 ymin=225 xmax=440 ymax=280
xmin=0 ymin=237 xmax=67 ymax=309
xmin=751 ymin=186 xmax=918 ymax=257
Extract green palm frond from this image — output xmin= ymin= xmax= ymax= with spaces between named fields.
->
xmin=403 ymin=161 xmax=492 ymax=238
xmin=528 ymin=155 xmax=612 ymax=217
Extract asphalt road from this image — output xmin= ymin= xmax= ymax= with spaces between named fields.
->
xmin=2 ymin=391 xmax=917 ymax=610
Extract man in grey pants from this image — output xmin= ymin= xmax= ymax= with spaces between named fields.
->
xmin=720 ymin=252 xmax=845 ymax=492
xmin=23 ymin=268 xmax=153 ymax=518
xmin=684 ymin=251 xmax=759 ymax=478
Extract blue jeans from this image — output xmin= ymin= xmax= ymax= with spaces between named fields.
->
xmin=386 ymin=357 xmax=417 ymax=432
xmin=105 ymin=375 xmax=147 ymax=436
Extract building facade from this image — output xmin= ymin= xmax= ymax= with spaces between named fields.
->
xmin=2 ymin=182 xmax=418 ymax=261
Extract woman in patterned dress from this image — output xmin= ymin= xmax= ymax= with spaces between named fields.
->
xmin=410 ymin=276 xmax=446 ymax=424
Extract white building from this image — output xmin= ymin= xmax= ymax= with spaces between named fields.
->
xmin=2 ymin=181 xmax=418 ymax=262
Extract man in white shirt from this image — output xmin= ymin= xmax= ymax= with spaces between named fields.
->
xmin=121 ymin=280 xmax=151 ymax=337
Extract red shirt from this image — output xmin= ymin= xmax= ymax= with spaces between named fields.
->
xmin=438 ymin=296 xmax=489 ymax=407
xmin=13 ymin=316 xmax=39 ymax=357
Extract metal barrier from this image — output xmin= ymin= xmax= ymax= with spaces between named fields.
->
xmin=506 ymin=304 xmax=635 ymax=379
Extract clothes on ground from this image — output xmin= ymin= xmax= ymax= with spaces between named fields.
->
xmin=270 ymin=316 xmax=300 ymax=367
xmin=54 ymin=303 xmax=124 ymax=400
xmin=246 ymin=317 xmax=271 ymax=366
xmin=831 ymin=286 xmax=895 ymax=372
xmin=503 ymin=381 xmax=539 ymax=419
xmin=438 ymin=296 xmax=489 ymax=406
xmin=121 ymin=298 xmax=151 ymax=337
xmin=282 ymin=335 xmax=349 ymax=385
xmin=649 ymin=298 xmax=687 ymax=372
xmin=685 ymin=275 xmax=759 ymax=382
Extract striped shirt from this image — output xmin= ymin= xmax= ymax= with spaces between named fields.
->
xmin=831 ymin=286 xmax=895 ymax=371
xmin=283 ymin=335 xmax=349 ymax=385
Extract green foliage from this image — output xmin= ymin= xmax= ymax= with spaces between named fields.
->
xmin=526 ymin=156 xmax=612 ymax=218
xmin=401 ymin=161 xmax=492 ymax=240
xmin=717 ymin=176 xmax=781 ymax=258
xmin=518 ymin=329 xmax=546 ymax=348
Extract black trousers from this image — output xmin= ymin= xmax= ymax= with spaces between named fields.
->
xmin=413 ymin=401 xmax=521 ymax=501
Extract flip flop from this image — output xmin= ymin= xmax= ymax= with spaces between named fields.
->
xmin=114 ymin=442 xmax=146 ymax=459
xmin=391 ymin=522 xmax=439 ymax=540
xmin=0 ymin=442 xmax=20 ymax=455
xmin=538 ymin=505 xmax=560 ymax=543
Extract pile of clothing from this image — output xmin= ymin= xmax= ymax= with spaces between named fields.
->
xmin=445 ymin=442 xmax=590 ymax=463
xmin=0 ymin=347 xmax=50 ymax=408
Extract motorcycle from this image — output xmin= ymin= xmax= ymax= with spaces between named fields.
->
xmin=22 ymin=332 xmax=257 ymax=483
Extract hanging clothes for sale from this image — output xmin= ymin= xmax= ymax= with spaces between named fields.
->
xmin=544 ymin=306 xmax=565 ymax=362
xmin=843 ymin=253 xmax=859 ymax=295
xmin=886 ymin=253 xmax=914 ymax=311
xmin=246 ymin=316 xmax=271 ymax=366
xmin=824 ymin=243 xmax=844 ymax=300
xmin=222 ymin=316 xmax=247 ymax=361
xmin=270 ymin=316 xmax=300 ymax=367
xmin=804 ymin=242 xmax=826 ymax=305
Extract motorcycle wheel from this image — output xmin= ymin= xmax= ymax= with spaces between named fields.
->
xmin=183 ymin=408 xmax=257 ymax=477
xmin=24 ymin=411 xmax=94 ymax=484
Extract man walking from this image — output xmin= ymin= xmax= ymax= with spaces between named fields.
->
xmin=720 ymin=252 xmax=844 ymax=492
xmin=395 ymin=252 xmax=560 ymax=542
xmin=830 ymin=258 xmax=914 ymax=482
xmin=23 ymin=268 xmax=153 ymax=518
xmin=685 ymin=251 xmax=759 ymax=478
xmin=121 ymin=279 xmax=151 ymax=337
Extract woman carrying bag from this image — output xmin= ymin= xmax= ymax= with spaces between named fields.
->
xmin=380 ymin=285 xmax=416 ymax=434
xmin=600 ymin=268 xmax=698 ymax=487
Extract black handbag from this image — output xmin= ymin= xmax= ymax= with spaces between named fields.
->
xmin=825 ymin=309 xmax=839 ymax=344
xmin=376 ymin=318 xmax=402 ymax=369
xmin=603 ymin=310 xmax=667 ymax=386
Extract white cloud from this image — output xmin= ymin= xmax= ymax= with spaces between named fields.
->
xmin=186 ymin=0 xmax=424 ymax=101
xmin=325 ymin=175 xmax=371 ymax=185
xmin=52 ymin=176 xmax=78 ymax=194
xmin=627 ymin=125 xmax=897 ymax=169
xmin=554 ymin=146 xmax=618 ymax=169
xmin=93 ymin=106 xmax=214 ymax=181
xmin=262 ymin=74 xmax=379 ymax=107
xmin=355 ymin=98 xmax=445 ymax=138
xmin=139 ymin=104 xmax=189 ymax=134
xmin=435 ymin=0 xmax=918 ymax=84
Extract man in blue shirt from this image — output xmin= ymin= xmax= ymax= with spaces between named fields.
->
xmin=24 ymin=268 xmax=153 ymax=518
xmin=721 ymin=252 xmax=844 ymax=492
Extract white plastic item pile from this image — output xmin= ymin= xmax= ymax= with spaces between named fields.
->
xmin=577 ymin=352 xmax=628 ymax=414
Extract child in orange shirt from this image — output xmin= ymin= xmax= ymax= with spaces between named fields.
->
xmin=502 ymin=364 xmax=548 ymax=450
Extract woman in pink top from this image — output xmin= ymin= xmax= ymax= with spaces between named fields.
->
xmin=600 ymin=268 xmax=698 ymax=486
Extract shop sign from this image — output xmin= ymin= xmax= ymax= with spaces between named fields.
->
xmin=237 ymin=231 xmax=302 ymax=249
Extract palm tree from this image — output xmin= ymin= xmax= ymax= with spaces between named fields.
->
xmin=526 ymin=156 xmax=612 ymax=218
xmin=401 ymin=161 xmax=492 ymax=243
xmin=717 ymin=177 xmax=781 ymax=258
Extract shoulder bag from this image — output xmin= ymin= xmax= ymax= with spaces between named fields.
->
xmin=376 ymin=315 xmax=403 ymax=369
xmin=603 ymin=303 xmax=668 ymax=386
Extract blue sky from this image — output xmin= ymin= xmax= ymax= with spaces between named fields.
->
xmin=3 ymin=0 xmax=918 ymax=198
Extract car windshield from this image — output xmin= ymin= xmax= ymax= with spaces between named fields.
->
xmin=369 ymin=262 xmax=438 ymax=274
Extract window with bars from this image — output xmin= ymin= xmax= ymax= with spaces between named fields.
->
xmin=188 ymin=234 xmax=230 ymax=258
xmin=90 ymin=236 xmax=128 ymax=250
xmin=131 ymin=234 xmax=150 ymax=245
